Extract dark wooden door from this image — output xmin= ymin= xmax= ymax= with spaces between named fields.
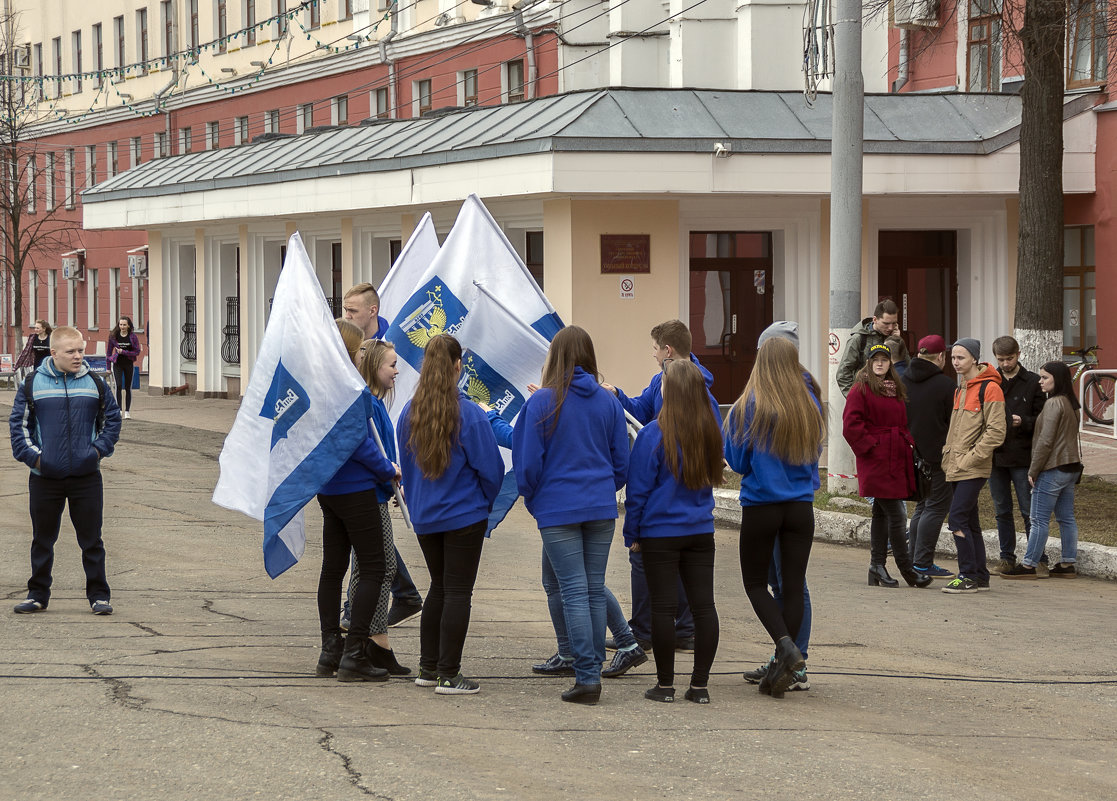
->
xmin=878 ymin=230 xmax=957 ymax=353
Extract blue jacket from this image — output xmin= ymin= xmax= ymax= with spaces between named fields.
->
xmin=486 ymin=409 xmax=514 ymax=449
xmin=512 ymin=367 xmax=629 ymax=528
xmin=369 ymin=393 xmax=398 ymax=503
xmin=397 ymin=393 xmax=504 ymax=535
xmin=615 ymin=353 xmax=722 ymax=427
xmin=724 ymin=374 xmax=821 ymax=506
xmin=319 ymin=393 xmax=398 ymax=497
xmin=622 ymin=421 xmax=715 ymax=546
xmin=9 ymin=359 xmax=122 ymax=479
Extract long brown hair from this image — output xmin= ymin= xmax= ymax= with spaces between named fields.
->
xmin=359 ymin=340 xmax=396 ymax=406
xmin=335 ymin=318 xmax=364 ymax=365
xmin=659 ymin=360 xmax=723 ymax=490
xmin=408 ymin=334 xmax=462 ymax=479
xmin=540 ymin=326 xmax=600 ymax=435
xmin=727 ymin=337 xmax=825 ymax=465
xmin=853 ymin=351 xmax=907 ymax=401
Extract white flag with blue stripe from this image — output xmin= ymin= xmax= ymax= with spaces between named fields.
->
xmin=212 ymin=232 xmax=371 ymax=578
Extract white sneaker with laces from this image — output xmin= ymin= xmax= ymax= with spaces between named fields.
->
xmin=123 ymin=411 xmax=131 ymax=420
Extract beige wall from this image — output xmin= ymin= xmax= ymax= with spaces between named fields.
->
xmin=544 ymin=198 xmax=682 ymax=394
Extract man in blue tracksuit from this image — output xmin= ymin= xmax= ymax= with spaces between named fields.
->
xmin=603 ymin=320 xmax=722 ymax=652
xmin=9 ymin=327 xmax=122 ymax=615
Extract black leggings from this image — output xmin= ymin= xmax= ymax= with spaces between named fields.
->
xmin=641 ymin=533 xmax=719 ymax=688
xmin=417 ymin=520 xmax=486 ymax=680
xmin=316 ymin=490 xmax=386 ymax=641
xmin=739 ymin=502 xmax=814 ymax=647
xmin=113 ymin=359 xmax=134 ymax=412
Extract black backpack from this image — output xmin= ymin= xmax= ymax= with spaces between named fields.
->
xmin=23 ymin=369 xmax=109 ymax=434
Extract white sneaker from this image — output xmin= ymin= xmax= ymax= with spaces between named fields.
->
xmin=123 ymin=411 xmax=131 ymax=419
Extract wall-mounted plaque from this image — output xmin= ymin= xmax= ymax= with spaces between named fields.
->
xmin=600 ymin=234 xmax=651 ymax=274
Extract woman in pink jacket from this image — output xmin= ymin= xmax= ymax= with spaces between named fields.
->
xmin=843 ymin=344 xmax=932 ymax=589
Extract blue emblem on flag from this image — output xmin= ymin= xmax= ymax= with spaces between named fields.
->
xmin=261 ymin=361 xmax=310 ymax=447
xmin=459 ymin=350 xmax=525 ymax=422
xmin=386 ymin=277 xmax=469 ymax=370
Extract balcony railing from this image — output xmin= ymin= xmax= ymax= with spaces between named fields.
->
xmin=181 ymin=296 xmax=197 ymax=361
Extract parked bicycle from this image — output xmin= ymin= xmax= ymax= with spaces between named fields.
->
xmin=1068 ymin=345 xmax=1115 ymax=425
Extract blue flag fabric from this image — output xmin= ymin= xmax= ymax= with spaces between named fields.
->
xmin=212 ymin=232 xmax=371 ymax=578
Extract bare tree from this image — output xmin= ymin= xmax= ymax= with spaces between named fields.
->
xmin=0 ymin=8 xmax=79 ymax=351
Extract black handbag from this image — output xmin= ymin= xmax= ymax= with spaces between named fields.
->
xmin=908 ymin=446 xmax=933 ymax=502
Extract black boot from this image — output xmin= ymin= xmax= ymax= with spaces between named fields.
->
xmin=561 ymin=683 xmax=601 ymax=705
xmin=899 ymin=567 xmax=933 ymax=588
xmin=337 ymin=636 xmax=389 ymax=683
xmin=367 ymin=641 xmax=412 ymax=676
xmin=765 ymin=636 xmax=805 ymax=698
xmin=868 ymin=564 xmax=899 ymax=588
xmin=315 ymin=632 xmax=345 ymax=677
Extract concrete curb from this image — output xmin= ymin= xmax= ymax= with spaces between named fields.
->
xmin=711 ymin=489 xmax=1117 ymax=582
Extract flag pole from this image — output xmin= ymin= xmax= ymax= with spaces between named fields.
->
xmin=368 ymin=419 xmax=413 ymax=531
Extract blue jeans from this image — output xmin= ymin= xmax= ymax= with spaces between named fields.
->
xmin=539 ymin=520 xmax=615 ymax=685
xmin=542 ymin=548 xmax=635 ymax=658
xmin=1022 ymin=469 xmax=1078 ymax=567
xmin=627 ymin=548 xmax=694 ymax=641
xmin=391 ymin=547 xmax=423 ymax=605
xmin=769 ymin=541 xmax=810 ymax=661
xmin=988 ymin=465 xmax=1032 ymax=560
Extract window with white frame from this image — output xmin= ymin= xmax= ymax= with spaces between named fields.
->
xmin=33 ymin=43 xmax=43 ymax=101
xmin=162 ymin=1 xmax=174 ymax=56
xmin=505 ymin=59 xmax=525 ymax=103
xmin=108 ymin=141 xmax=118 ymax=179
xmin=48 ymin=269 xmax=58 ymax=326
xmin=332 ymin=95 xmax=349 ymax=125
xmin=218 ymin=0 xmax=228 ymax=53
xmin=85 ymin=145 xmax=97 ymax=187
xmin=28 ymin=270 xmax=38 ymax=322
xmin=93 ymin=23 xmax=103 ymax=87
xmin=245 ymin=0 xmax=257 ymax=46
xmin=341 ymin=0 xmax=353 ymax=21
xmin=66 ymin=275 xmax=75 ymax=327
xmin=114 ymin=16 xmax=125 ymax=71
xmin=373 ymin=87 xmax=389 ymax=119
xmin=276 ymin=0 xmax=288 ymax=37
xmin=966 ymin=0 xmax=1002 ymax=92
xmin=137 ymin=8 xmax=149 ymax=74
xmin=309 ymin=0 xmax=321 ymax=29
xmin=131 ymin=136 xmax=143 ymax=166
xmin=88 ymin=269 xmax=100 ymax=329
xmin=180 ymin=127 xmax=193 ymax=153
xmin=235 ymin=116 xmax=249 ymax=145
xmin=45 ymin=152 xmax=55 ymax=208
xmin=110 ymin=268 xmax=121 ymax=327
xmin=135 ymin=277 xmax=145 ymax=329
xmin=64 ymin=149 xmax=75 ymax=209
xmin=460 ymin=68 xmax=478 ymax=106
xmin=51 ymin=37 xmax=61 ymax=98
xmin=265 ymin=109 xmax=280 ymax=133
xmin=26 ymin=156 xmax=35 ymax=214
xmin=297 ymin=103 xmax=313 ymax=133
xmin=155 ymin=131 xmax=167 ymax=158
xmin=207 ymin=120 xmax=220 ymax=149
xmin=72 ymin=31 xmax=82 ymax=93
xmin=1067 ymin=0 xmax=1108 ymax=87
xmin=414 ymin=79 xmax=432 ymax=117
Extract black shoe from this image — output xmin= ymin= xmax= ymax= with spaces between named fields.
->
xmin=533 ymin=653 xmax=575 ymax=676
xmin=868 ymin=564 xmax=899 ymax=588
xmin=336 ymin=637 xmax=389 ymax=682
xmin=675 ymin=637 xmax=695 ymax=654
xmin=644 ymin=685 xmax=675 ymax=703
xmin=386 ymin=601 xmax=423 ymax=627
xmin=764 ymin=636 xmax=805 ymax=698
xmin=743 ymin=658 xmax=772 ymax=684
xmin=601 ymin=645 xmax=647 ymax=678
xmin=316 ymin=632 xmax=345 ymax=677
xmin=14 ymin=598 xmax=46 ymax=614
xmin=367 ymin=641 xmax=412 ymax=676
xmin=561 ymin=683 xmax=601 ymax=704
xmin=684 ymin=686 xmax=710 ymax=704
xmin=899 ymin=568 xmax=933 ymax=588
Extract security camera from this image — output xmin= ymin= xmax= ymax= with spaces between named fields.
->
xmin=713 ymin=142 xmax=731 ymax=158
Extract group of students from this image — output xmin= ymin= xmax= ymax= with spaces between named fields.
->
xmin=313 ymin=313 xmax=827 ymax=705
xmin=839 ymin=307 xmax=1083 ymax=594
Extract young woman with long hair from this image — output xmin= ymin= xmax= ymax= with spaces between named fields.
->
xmin=107 ymin=317 xmax=142 ymax=419
xmin=335 ymin=319 xmax=364 ymax=366
xmin=624 ymin=359 xmax=721 ymax=704
xmin=397 ymin=334 xmax=503 ymax=695
xmin=843 ymin=344 xmax=932 ymax=589
xmin=1002 ymin=361 xmax=1082 ymax=579
xmin=724 ymin=336 xmax=825 ymax=698
xmin=512 ymin=326 xmax=629 ymax=705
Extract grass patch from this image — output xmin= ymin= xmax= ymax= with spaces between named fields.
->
xmin=721 ymin=471 xmax=1117 ymax=548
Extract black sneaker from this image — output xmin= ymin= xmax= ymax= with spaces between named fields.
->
xmin=999 ymin=564 xmax=1037 ymax=580
xmin=435 ymin=674 xmax=480 ymax=695
xmin=1049 ymin=562 xmax=1078 ymax=578
xmin=414 ymin=668 xmax=438 ymax=687
xmin=743 ymin=657 xmax=773 ymax=684
xmin=91 ymin=600 xmax=114 ymax=615
xmin=675 ymin=637 xmax=696 ymax=654
xmin=532 ymin=653 xmax=575 ymax=676
xmin=601 ymin=645 xmax=648 ymax=678
xmin=386 ymin=601 xmax=423 ymax=627
xmin=14 ymin=599 xmax=45 ymax=614
xmin=644 ymin=685 xmax=675 ymax=703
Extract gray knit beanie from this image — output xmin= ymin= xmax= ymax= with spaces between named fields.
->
xmin=757 ymin=321 xmax=800 ymax=351
xmin=953 ymin=337 xmax=981 ymax=361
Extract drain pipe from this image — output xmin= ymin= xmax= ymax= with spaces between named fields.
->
xmin=892 ymin=28 xmax=909 ymax=93
xmin=153 ymin=0 xmax=180 ymax=151
xmin=513 ymin=2 xmax=537 ymax=100
xmin=379 ymin=3 xmax=399 ymax=117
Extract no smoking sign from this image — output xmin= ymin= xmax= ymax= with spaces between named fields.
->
xmin=619 ymin=276 xmax=635 ymax=299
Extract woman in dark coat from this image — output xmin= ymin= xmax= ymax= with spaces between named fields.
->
xmin=843 ymin=344 xmax=932 ymax=589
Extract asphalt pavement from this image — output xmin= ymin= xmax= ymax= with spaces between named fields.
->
xmin=1 ymin=390 xmax=1115 ymax=801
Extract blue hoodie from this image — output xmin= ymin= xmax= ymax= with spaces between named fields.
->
xmin=9 ymin=359 xmax=121 ymax=479
xmin=622 ymin=421 xmax=715 ymax=546
xmin=512 ymin=367 xmax=629 ymax=528
xmin=723 ymin=375 xmax=822 ymax=506
xmin=615 ymin=353 xmax=722 ymax=427
xmin=319 ymin=392 xmax=398 ymax=496
xmin=368 ymin=393 xmax=398 ymax=503
xmin=486 ymin=409 xmax=514 ymax=449
xmin=397 ymin=393 xmax=504 ymax=535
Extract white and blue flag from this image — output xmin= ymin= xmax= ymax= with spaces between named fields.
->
xmin=212 ymin=232 xmax=370 ymax=578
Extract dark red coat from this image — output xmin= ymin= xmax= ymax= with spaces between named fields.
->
xmin=842 ymin=383 xmax=916 ymax=500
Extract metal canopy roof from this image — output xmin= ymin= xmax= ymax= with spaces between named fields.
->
xmin=83 ymin=88 xmax=1087 ymax=204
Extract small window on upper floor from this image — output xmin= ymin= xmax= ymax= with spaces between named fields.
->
xmin=506 ymin=59 xmax=525 ymax=104
xmin=414 ymin=79 xmax=432 ymax=117
xmin=1067 ymin=0 xmax=1108 ymax=88
xmin=235 ymin=116 xmax=249 ymax=145
xmin=966 ymin=0 xmax=1002 ymax=92
xmin=333 ymin=95 xmax=349 ymax=126
xmin=373 ymin=87 xmax=390 ymax=119
xmin=207 ymin=121 xmax=221 ymax=150
xmin=461 ymin=69 xmax=478 ymax=107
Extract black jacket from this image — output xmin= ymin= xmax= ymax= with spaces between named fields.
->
xmin=901 ymin=356 xmax=955 ymax=467
xmin=993 ymin=365 xmax=1045 ymax=467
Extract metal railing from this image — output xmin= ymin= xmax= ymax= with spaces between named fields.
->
xmin=1078 ymin=369 xmax=1117 ymax=439
xmin=221 ymin=296 xmax=240 ymax=364
xmin=180 ymin=296 xmax=197 ymax=361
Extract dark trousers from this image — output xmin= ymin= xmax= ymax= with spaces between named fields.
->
xmin=769 ymin=542 xmax=811 ymax=660
xmin=641 ymin=534 xmax=719 ymax=688
xmin=113 ymin=359 xmax=134 ymax=411
xmin=870 ymin=498 xmax=914 ymax=570
xmin=948 ymin=477 xmax=990 ymax=582
xmin=391 ymin=548 xmax=423 ymax=605
xmin=627 ymin=548 xmax=694 ymax=641
xmin=740 ymin=502 xmax=813 ymax=648
xmin=316 ymin=490 xmax=386 ymax=641
xmin=989 ymin=465 xmax=1043 ymax=562
xmin=27 ymin=472 xmax=110 ymax=605
xmin=907 ymin=466 xmax=952 ymax=568
xmin=417 ymin=521 xmax=486 ymax=680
